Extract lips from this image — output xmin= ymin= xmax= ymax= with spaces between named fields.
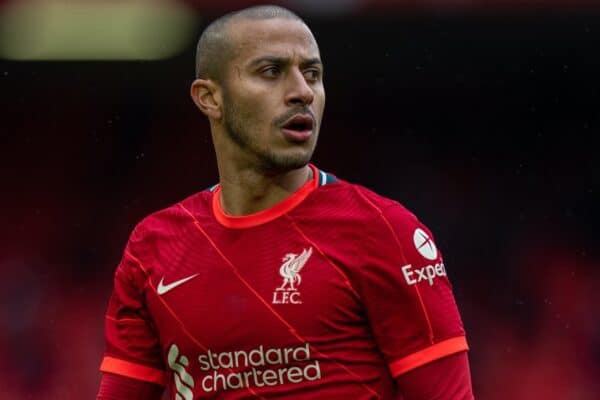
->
xmin=282 ymin=114 xmax=314 ymax=131
xmin=281 ymin=114 xmax=314 ymax=142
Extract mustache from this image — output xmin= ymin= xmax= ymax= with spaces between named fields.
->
xmin=273 ymin=107 xmax=315 ymax=127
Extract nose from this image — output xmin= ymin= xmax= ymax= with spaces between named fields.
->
xmin=284 ymin=69 xmax=314 ymax=107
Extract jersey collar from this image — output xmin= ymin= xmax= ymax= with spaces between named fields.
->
xmin=212 ymin=164 xmax=320 ymax=229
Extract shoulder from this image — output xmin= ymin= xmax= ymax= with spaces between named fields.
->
xmin=111 ymin=189 xmax=213 ymax=286
xmin=314 ymin=174 xmax=439 ymax=258
xmin=329 ymin=181 xmax=449 ymax=290
xmin=131 ymin=189 xmax=213 ymax=242
xmin=351 ymin=182 xmax=417 ymax=222
xmin=313 ymin=173 xmax=420 ymax=227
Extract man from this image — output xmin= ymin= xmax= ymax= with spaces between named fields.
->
xmin=97 ymin=5 xmax=474 ymax=399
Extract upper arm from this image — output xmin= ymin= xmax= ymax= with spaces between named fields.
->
xmin=355 ymin=200 xmax=470 ymax=378
xmin=99 ymin=226 xmax=167 ymax=386
xmin=394 ymin=351 xmax=474 ymax=400
xmin=97 ymin=372 xmax=165 ymax=400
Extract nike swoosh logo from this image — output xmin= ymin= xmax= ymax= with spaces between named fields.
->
xmin=157 ymin=274 xmax=199 ymax=295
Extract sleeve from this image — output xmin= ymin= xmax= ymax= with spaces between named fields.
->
xmin=99 ymin=225 xmax=168 ymax=386
xmin=394 ymin=351 xmax=474 ymax=400
xmin=358 ymin=203 xmax=469 ymax=378
xmin=97 ymin=372 xmax=165 ymax=400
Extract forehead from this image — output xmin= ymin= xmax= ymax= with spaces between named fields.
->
xmin=227 ymin=18 xmax=320 ymax=62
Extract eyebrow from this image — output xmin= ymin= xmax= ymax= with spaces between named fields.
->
xmin=248 ymin=56 xmax=323 ymax=69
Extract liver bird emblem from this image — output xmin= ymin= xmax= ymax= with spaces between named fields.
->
xmin=277 ymin=247 xmax=313 ymax=291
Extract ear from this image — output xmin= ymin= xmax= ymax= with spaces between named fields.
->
xmin=190 ymin=78 xmax=222 ymax=120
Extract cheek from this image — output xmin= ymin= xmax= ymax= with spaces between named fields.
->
xmin=241 ymin=97 xmax=275 ymax=127
xmin=314 ymin=86 xmax=326 ymax=108
xmin=229 ymin=96 xmax=275 ymax=140
xmin=314 ymin=94 xmax=326 ymax=121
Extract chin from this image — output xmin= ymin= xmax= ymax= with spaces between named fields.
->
xmin=260 ymin=149 xmax=313 ymax=171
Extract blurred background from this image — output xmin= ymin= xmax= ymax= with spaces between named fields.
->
xmin=1 ymin=0 xmax=599 ymax=399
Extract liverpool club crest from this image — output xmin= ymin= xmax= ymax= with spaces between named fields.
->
xmin=272 ymin=247 xmax=312 ymax=304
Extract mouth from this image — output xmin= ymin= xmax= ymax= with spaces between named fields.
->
xmin=280 ymin=114 xmax=314 ymax=143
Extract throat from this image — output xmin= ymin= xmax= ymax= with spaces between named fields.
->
xmin=218 ymin=166 xmax=313 ymax=216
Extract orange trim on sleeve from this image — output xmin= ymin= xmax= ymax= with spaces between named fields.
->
xmin=389 ymin=336 xmax=469 ymax=377
xmin=100 ymin=356 xmax=167 ymax=386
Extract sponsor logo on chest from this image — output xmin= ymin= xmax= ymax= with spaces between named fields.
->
xmin=272 ymin=247 xmax=313 ymax=305
xmin=166 ymin=342 xmax=321 ymax=395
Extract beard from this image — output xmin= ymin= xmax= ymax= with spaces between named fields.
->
xmin=222 ymin=91 xmax=315 ymax=172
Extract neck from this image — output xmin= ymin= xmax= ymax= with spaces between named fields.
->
xmin=217 ymin=162 xmax=313 ymax=216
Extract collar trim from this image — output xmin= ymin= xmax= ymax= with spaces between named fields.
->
xmin=212 ymin=164 xmax=319 ymax=229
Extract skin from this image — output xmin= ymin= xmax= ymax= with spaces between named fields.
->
xmin=190 ymin=17 xmax=325 ymax=216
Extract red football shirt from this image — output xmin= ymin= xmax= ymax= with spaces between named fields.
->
xmin=99 ymin=164 xmax=469 ymax=399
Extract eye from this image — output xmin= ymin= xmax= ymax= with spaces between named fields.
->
xmin=304 ymin=68 xmax=321 ymax=82
xmin=261 ymin=66 xmax=280 ymax=78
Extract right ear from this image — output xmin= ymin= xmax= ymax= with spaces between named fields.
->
xmin=190 ymin=78 xmax=222 ymax=120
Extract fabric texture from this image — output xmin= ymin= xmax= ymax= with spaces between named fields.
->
xmin=99 ymin=164 xmax=471 ymax=399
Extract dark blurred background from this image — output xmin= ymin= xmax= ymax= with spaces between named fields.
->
xmin=1 ymin=0 xmax=599 ymax=398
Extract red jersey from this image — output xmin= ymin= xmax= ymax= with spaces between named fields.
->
xmin=100 ymin=164 xmax=469 ymax=399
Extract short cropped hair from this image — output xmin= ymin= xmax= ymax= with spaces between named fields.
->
xmin=195 ymin=5 xmax=304 ymax=82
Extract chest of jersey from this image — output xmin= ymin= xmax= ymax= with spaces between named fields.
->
xmin=144 ymin=219 xmax=366 ymax=356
